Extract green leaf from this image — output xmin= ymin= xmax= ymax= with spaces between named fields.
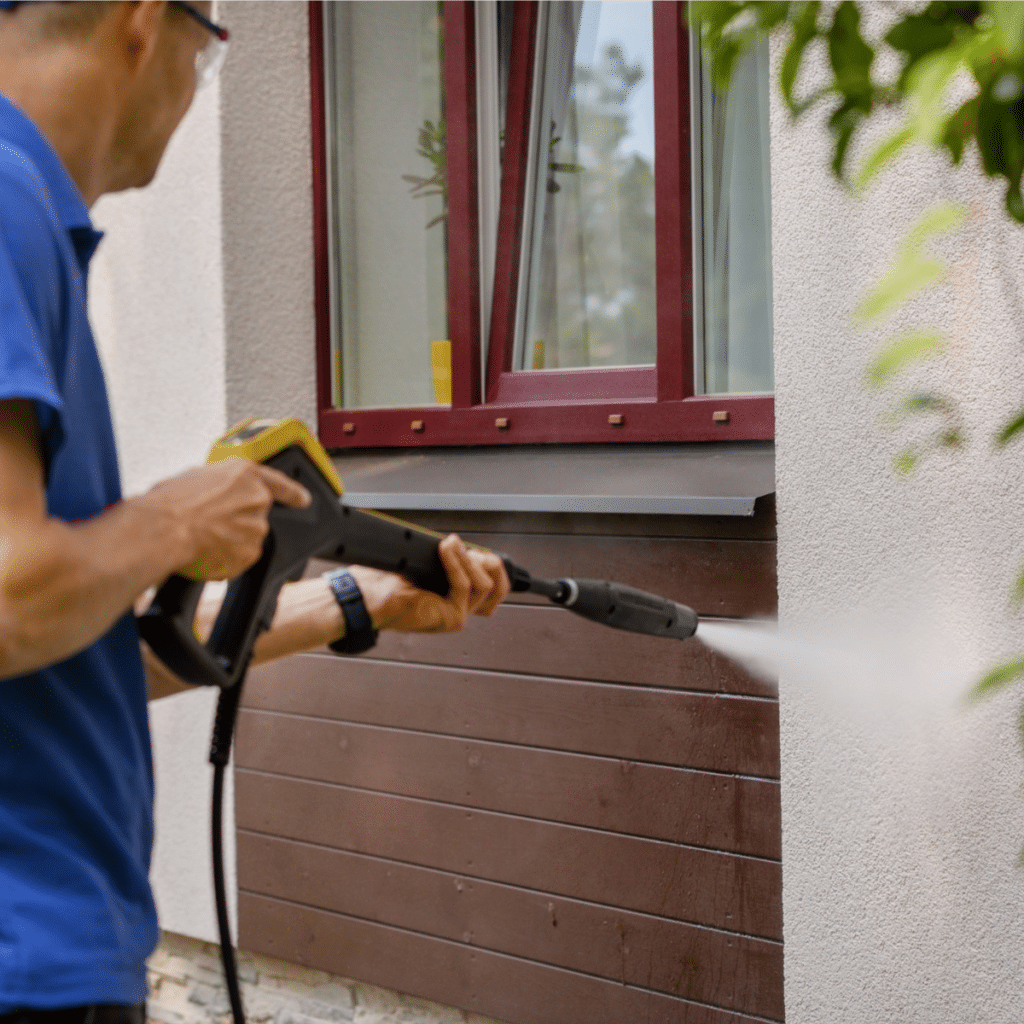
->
xmin=856 ymin=250 xmax=948 ymax=321
xmin=828 ymin=1 xmax=874 ymax=101
xmin=941 ymin=95 xmax=981 ymax=164
xmin=781 ymin=2 xmax=820 ymax=113
xmin=885 ymin=9 xmax=958 ymax=64
xmin=987 ymin=0 xmax=1024 ymax=60
xmin=755 ymin=3 xmax=794 ymax=28
xmin=996 ymin=407 xmax=1024 ymax=445
xmin=789 ymin=84 xmax=833 ymax=118
xmin=1010 ymin=565 xmax=1024 ymax=607
xmin=941 ymin=425 xmax=965 ymax=449
xmin=828 ymin=103 xmax=862 ymax=178
xmin=711 ymin=40 xmax=745 ymax=90
xmin=1007 ymin=179 xmax=1024 ymax=221
xmin=893 ymin=449 xmax=919 ymax=475
xmin=969 ymin=656 xmax=1024 ymax=702
xmin=885 ymin=391 xmax=950 ymax=422
xmin=904 ymin=43 xmax=972 ymax=144
xmin=866 ymin=331 xmax=946 ymax=385
xmin=689 ymin=1 xmax=746 ymax=37
xmin=904 ymin=201 xmax=967 ymax=250
xmin=855 ymin=127 xmax=914 ymax=191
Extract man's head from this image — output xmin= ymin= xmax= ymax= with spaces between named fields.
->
xmin=0 ymin=1 xmax=228 ymax=204
xmin=0 ymin=1 xmax=113 ymax=38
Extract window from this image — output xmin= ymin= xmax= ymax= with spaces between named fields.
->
xmin=310 ymin=1 xmax=774 ymax=448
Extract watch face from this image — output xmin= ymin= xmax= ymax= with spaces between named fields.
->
xmin=327 ymin=570 xmax=360 ymax=603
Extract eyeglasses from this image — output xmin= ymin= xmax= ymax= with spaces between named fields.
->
xmin=169 ymin=1 xmax=230 ymax=89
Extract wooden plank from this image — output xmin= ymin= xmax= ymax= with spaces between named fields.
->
xmin=234 ymin=772 xmax=782 ymax=940
xmin=237 ymin=833 xmax=785 ymax=1019
xmin=243 ymin=655 xmax=780 ymax=778
xmin=239 ymin=893 xmax=781 ymax=1024
xmin=357 ymin=605 xmax=777 ymax=698
xmin=470 ymin=536 xmax=775 ymax=619
xmin=383 ymin=493 xmax=777 ymax=540
xmin=235 ymin=711 xmax=781 ymax=858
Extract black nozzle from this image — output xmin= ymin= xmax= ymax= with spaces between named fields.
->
xmin=499 ymin=558 xmax=698 ymax=642
xmin=552 ymin=578 xmax=698 ymax=641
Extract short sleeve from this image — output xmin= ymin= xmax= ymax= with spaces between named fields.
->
xmin=0 ymin=168 xmax=66 ymax=470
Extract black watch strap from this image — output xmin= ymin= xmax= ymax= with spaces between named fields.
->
xmin=323 ymin=569 xmax=379 ymax=655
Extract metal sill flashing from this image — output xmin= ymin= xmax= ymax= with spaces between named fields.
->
xmin=331 ymin=442 xmax=775 ymax=517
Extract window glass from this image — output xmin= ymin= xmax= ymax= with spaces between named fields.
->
xmin=324 ymin=1 xmax=449 ymax=409
xmin=694 ymin=35 xmax=774 ymax=394
xmin=514 ymin=1 xmax=657 ymax=372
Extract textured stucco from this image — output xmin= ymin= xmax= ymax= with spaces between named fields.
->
xmin=90 ymin=82 xmax=226 ymax=493
xmin=772 ymin=38 xmax=1024 ymax=1024
xmin=220 ymin=1 xmax=318 ymax=430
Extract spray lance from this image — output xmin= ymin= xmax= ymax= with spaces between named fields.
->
xmin=138 ymin=418 xmax=699 ymax=1024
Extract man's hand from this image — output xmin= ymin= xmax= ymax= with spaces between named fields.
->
xmin=0 ymin=397 xmax=314 ymax=680
xmin=349 ymin=534 xmax=511 ymax=633
xmin=175 ymin=535 xmax=514 ymax=689
xmin=139 ymin=459 xmax=311 ymax=581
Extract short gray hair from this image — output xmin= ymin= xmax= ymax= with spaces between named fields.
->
xmin=8 ymin=1 xmax=115 ymax=39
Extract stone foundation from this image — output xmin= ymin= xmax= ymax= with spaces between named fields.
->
xmin=146 ymin=932 xmax=508 ymax=1024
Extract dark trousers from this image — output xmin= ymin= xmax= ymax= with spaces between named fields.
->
xmin=0 ymin=1007 xmax=145 ymax=1024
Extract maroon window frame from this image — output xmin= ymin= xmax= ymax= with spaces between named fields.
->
xmin=310 ymin=0 xmax=774 ymax=448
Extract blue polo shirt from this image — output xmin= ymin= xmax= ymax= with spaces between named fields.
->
xmin=0 ymin=95 xmax=157 ymax=1009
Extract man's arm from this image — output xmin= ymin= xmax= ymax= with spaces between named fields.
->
xmin=0 ymin=399 xmax=310 ymax=681
xmin=145 ymin=536 xmax=511 ymax=701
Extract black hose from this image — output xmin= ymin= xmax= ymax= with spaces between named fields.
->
xmin=210 ymin=686 xmax=246 ymax=1024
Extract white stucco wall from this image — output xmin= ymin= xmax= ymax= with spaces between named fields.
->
xmin=219 ymin=1 xmax=317 ymax=430
xmin=773 ymin=43 xmax=1024 ymax=1024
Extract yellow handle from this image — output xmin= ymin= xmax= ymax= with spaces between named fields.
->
xmin=207 ymin=418 xmax=343 ymax=496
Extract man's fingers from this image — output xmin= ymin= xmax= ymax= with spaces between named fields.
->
xmin=469 ymin=551 xmax=510 ymax=616
xmin=438 ymin=535 xmax=473 ymax=625
xmin=439 ymin=538 xmax=510 ymax=618
xmin=255 ymin=464 xmax=312 ymax=509
xmin=346 ymin=537 xmax=509 ymax=638
xmin=465 ymin=551 xmax=497 ymax=612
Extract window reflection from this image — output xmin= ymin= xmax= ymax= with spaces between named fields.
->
xmin=324 ymin=2 xmax=449 ymax=410
xmin=515 ymin=1 xmax=657 ymax=372
xmin=694 ymin=36 xmax=774 ymax=395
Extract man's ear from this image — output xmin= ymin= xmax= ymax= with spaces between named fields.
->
xmin=118 ymin=0 xmax=167 ymax=67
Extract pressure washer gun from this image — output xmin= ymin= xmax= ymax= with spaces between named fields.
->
xmin=136 ymin=417 xmax=700 ymax=1024
xmin=138 ymin=417 xmax=699 ymax=694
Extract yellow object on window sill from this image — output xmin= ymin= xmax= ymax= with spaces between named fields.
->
xmin=532 ymin=339 xmax=545 ymax=370
xmin=431 ymin=339 xmax=452 ymax=405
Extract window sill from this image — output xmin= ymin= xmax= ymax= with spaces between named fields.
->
xmin=331 ymin=441 xmax=774 ymax=517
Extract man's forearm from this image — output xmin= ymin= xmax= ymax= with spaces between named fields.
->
xmin=144 ymin=578 xmax=345 ymax=701
xmin=0 ymin=495 xmax=196 ymax=680
xmin=141 ymin=539 xmax=509 ymax=701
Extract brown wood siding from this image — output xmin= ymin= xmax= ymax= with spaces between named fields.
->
xmin=236 ymin=506 xmax=781 ymax=1023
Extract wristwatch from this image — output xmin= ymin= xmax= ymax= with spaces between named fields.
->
xmin=323 ymin=569 xmax=379 ymax=655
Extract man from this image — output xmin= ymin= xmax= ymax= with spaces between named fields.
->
xmin=0 ymin=3 xmax=510 ymax=1021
